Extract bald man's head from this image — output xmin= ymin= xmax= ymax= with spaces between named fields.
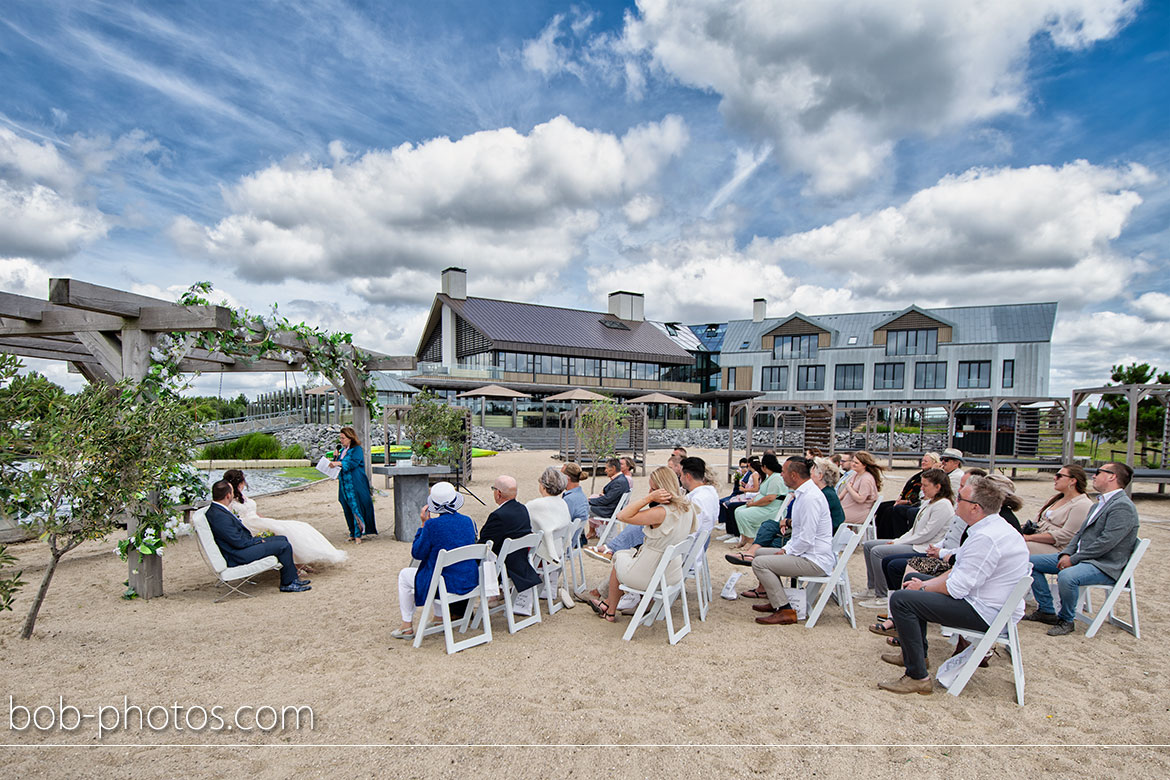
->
xmin=491 ymin=475 xmax=518 ymax=504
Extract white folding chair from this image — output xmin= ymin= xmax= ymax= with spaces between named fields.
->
xmin=940 ymin=572 xmax=1032 ymax=705
xmin=1074 ymin=537 xmax=1149 ymax=639
xmin=684 ymin=528 xmax=714 ymax=621
xmin=191 ymin=508 xmax=282 ymax=602
xmin=595 ymin=492 xmax=632 ymax=546
xmin=412 ymin=543 xmax=493 ymax=654
xmin=469 ymin=532 xmax=544 ymax=635
xmin=563 ymin=517 xmax=589 ymax=595
xmin=534 ymin=523 xmax=575 ymax=616
xmin=798 ymin=523 xmax=864 ymax=628
xmin=619 ymin=533 xmax=697 ymax=644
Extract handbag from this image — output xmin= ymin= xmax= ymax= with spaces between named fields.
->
xmin=907 ymin=555 xmax=951 ymax=576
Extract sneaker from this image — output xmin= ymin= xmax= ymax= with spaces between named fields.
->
xmin=279 ymin=582 xmax=311 ymax=592
xmin=724 ymin=536 xmax=742 ymax=545
xmin=715 ymin=534 xmax=734 ymax=542
xmin=1047 ymin=619 xmax=1075 ymax=636
xmin=853 ymin=588 xmax=876 ymax=599
xmin=583 ymin=546 xmax=612 ymax=563
xmin=559 ymin=587 xmax=576 ymax=610
xmin=858 ymin=597 xmax=888 ymax=610
xmin=1022 ymin=609 xmax=1059 ymax=625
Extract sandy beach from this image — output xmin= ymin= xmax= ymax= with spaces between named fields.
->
xmin=2 ymin=448 xmax=1169 ymax=776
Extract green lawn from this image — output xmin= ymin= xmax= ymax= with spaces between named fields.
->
xmin=279 ymin=467 xmax=327 ymax=482
xmin=1072 ymin=441 xmax=1164 ymax=467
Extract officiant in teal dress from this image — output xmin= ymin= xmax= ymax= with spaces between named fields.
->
xmin=330 ymin=426 xmax=378 ymax=542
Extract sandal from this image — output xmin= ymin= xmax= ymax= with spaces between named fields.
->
xmin=868 ymin=619 xmax=898 ymax=638
xmin=725 ymin=552 xmax=755 ymax=566
xmin=886 ymin=636 xmax=901 ymax=647
xmin=587 ymin=597 xmax=610 ymax=617
xmin=741 ymin=587 xmax=767 ymax=599
xmin=390 ymin=627 xmax=414 ymax=640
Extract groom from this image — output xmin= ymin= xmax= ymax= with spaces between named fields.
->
xmin=205 ymin=479 xmax=311 ymax=592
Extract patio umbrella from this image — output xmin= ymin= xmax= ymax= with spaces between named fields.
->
xmin=626 ymin=392 xmax=692 ymax=431
xmin=544 ymin=388 xmax=608 ymax=402
xmin=455 ymin=384 xmax=531 ymax=426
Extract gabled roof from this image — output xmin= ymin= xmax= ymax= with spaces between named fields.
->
xmin=762 ymin=312 xmax=834 ymax=337
xmin=417 ymin=295 xmax=694 ymax=365
xmin=717 ymin=302 xmax=1057 ymax=353
xmin=872 ymin=304 xmax=957 ymax=331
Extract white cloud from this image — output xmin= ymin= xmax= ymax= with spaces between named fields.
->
xmin=0 ymin=127 xmax=80 ymax=193
xmin=176 ymin=115 xmax=689 ymax=302
xmin=1132 ymin=291 xmax=1170 ymax=321
xmin=760 ymin=161 xmax=1154 ymax=305
xmin=1052 ymin=310 xmax=1170 ymax=389
xmin=0 ymin=257 xmax=52 ymax=297
xmin=623 ymin=193 xmax=661 ymax=225
xmin=0 ymin=181 xmax=108 ymax=259
xmin=620 ymin=0 xmax=1140 ymax=193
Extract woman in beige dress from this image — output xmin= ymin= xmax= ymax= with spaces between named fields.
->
xmin=585 ymin=467 xmax=699 ymax=622
xmin=1022 ymin=464 xmax=1092 ymax=555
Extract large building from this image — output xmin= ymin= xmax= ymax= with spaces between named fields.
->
xmin=705 ymin=298 xmax=1056 ymax=425
xmin=405 ymin=268 xmax=1056 ymax=430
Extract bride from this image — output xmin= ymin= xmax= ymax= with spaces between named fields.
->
xmin=222 ymin=469 xmax=348 ymax=570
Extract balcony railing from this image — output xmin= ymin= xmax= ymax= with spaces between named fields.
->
xmin=411 ymin=362 xmax=698 ymax=393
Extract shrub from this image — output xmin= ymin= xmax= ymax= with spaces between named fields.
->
xmin=199 ymin=433 xmax=284 ymax=460
xmin=280 ymin=443 xmax=305 ymax=459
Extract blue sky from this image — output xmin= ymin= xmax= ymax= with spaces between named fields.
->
xmin=1 ymin=0 xmax=1167 ymax=398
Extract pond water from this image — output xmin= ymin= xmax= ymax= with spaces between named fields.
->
xmin=200 ymin=468 xmax=322 ymax=496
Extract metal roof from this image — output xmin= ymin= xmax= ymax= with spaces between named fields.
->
xmin=719 ymin=302 xmax=1057 ymax=353
xmin=649 ymin=321 xmax=707 ymax=352
xmin=425 ymin=295 xmax=694 ymax=364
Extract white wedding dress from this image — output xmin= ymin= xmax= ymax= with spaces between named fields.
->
xmin=231 ymin=496 xmax=348 ymax=565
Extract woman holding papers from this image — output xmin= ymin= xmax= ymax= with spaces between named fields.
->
xmin=329 ymin=426 xmax=378 ymax=543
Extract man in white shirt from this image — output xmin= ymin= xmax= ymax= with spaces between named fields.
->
xmin=751 ymin=457 xmax=834 ymax=625
xmin=680 ymin=457 xmax=719 ymax=544
xmin=879 ymin=476 xmax=1030 ymax=695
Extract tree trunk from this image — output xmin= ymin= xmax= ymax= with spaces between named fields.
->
xmin=21 ymin=551 xmax=62 ymax=639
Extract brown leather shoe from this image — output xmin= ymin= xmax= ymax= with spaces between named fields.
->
xmin=878 ymin=674 xmax=933 ymax=695
xmin=752 ymin=603 xmax=776 ymax=612
xmin=882 ymin=651 xmax=929 ymax=666
xmin=755 ymin=607 xmax=798 ymax=625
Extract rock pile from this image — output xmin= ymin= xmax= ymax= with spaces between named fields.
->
xmin=273 ymin=423 xmax=520 ymax=460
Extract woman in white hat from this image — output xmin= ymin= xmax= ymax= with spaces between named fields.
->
xmin=392 ymin=481 xmax=478 ymax=639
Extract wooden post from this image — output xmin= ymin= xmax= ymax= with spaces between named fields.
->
xmin=1127 ymin=386 xmax=1139 ymax=468
xmin=120 ymin=328 xmax=164 ymax=600
xmin=989 ymin=399 xmax=1000 ymax=471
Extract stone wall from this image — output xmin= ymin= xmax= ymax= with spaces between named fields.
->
xmin=647 ymin=427 xmax=947 ymax=453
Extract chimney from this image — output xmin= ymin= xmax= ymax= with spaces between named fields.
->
xmin=441 ymin=267 xmax=467 ymax=300
xmin=608 ymin=291 xmax=645 ymax=322
xmin=753 ymin=298 xmax=766 ymax=323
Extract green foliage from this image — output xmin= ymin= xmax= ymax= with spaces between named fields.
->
xmin=199 ymin=434 xmax=307 ymax=460
xmin=1085 ymin=363 xmax=1170 ymax=463
xmin=172 ymin=282 xmax=379 ymax=413
xmin=577 ymin=398 xmax=629 ymax=490
xmin=0 ymin=354 xmax=200 ymax=638
xmin=404 ymin=389 xmax=467 ymax=467
xmin=0 ymin=545 xmax=22 ymax=612
xmin=184 ymin=393 xmax=249 ymax=421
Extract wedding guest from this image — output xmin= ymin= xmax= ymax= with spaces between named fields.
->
xmin=1021 ymin=465 xmax=1092 ymax=555
xmin=840 ymin=450 xmax=882 ymax=526
xmin=329 ymin=426 xmax=377 ymax=543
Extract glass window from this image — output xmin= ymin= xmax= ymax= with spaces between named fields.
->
xmin=1003 ymin=359 xmax=1015 ymax=389
xmin=774 ymin=334 xmax=819 ymax=359
xmin=796 ymin=365 xmax=825 ymax=391
xmin=914 ymin=361 xmax=947 ymax=389
xmin=761 ymin=366 xmax=788 ymax=391
xmin=958 ymin=360 xmax=991 ymax=389
xmin=886 ymin=328 xmax=938 ymax=356
xmin=834 ymin=364 xmax=864 ymax=391
xmin=602 ymin=360 xmax=630 ymax=379
xmin=727 ymin=367 xmax=736 ymax=389
xmin=873 ymin=363 xmax=905 ymax=390
xmin=571 ymin=357 xmax=599 ymax=377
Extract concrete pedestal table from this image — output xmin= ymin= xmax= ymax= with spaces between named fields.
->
xmin=373 ymin=464 xmax=455 ymax=542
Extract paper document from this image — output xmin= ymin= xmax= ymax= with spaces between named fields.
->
xmin=316 ymin=457 xmax=341 ymax=479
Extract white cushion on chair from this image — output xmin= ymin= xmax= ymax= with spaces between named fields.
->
xmin=191 ymin=507 xmax=280 ymax=583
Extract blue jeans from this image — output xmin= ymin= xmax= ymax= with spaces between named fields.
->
xmin=1030 ymin=554 xmax=1114 ymax=621
xmin=606 ymin=524 xmax=644 ymax=553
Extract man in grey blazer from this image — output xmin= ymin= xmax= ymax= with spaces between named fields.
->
xmin=1024 ymin=461 xmax=1140 ymax=636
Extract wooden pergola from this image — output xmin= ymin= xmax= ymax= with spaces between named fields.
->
xmin=0 ymin=279 xmax=414 ymax=597
xmin=726 ymin=399 xmax=836 ymax=475
xmin=1066 ymin=385 xmax=1170 ymax=489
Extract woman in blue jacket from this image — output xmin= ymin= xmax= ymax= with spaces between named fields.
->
xmin=329 ymin=426 xmax=378 ymax=542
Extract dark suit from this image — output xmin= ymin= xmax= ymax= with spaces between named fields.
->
xmin=588 ymin=474 xmax=630 ymax=517
xmin=479 ymin=499 xmax=541 ymax=592
xmin=205 ymin=501 xmax=297 ymax=587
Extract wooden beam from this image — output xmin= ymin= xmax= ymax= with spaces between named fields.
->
xmin=365 ymin=355 xmax=417 ymax=370
xmin=0 ymin=336 xmax=94 ymax=356
xmin=0 ymin=309 xmax=127 ymax=336
xmin=0 ymin=290 xmax=65 ymax=322
xmin=49 ymin=278 xmax=170 ymax=317
xmin=176 ymin=358 xmax=306 ymax=373
xmin=0 ymin=344 xmax=100 ymax=363
xmin=136 ymin=305 xmax=233 ymax=332
xmin=75 ymin=331 xmax=124 ymax=379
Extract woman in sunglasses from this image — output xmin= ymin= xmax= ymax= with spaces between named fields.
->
xmin=1021 ymin=464 xmax=1092 ymax=555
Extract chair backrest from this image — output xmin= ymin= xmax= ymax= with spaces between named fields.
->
xmin=613 ymin=492 xmax=632 ymax=516
xmin=829 ymin=523 xmax=854 ymax=555
xmin=191 ymin=507 xmax=228 ymax=574
xmin=681 ymin=528 xmax=710 ymax=576
xmin=433 ymin=542 xmax=491 ymax=570
xmin=985 ymin=571 xmax=1034 ymax=638
xmin=497 ymin=531 xmax=543 ymax=572
xmin=643 ymin=535 xmax=694 ymax=594
xmin=1117 ymin=537 xmax=1150 ymax=586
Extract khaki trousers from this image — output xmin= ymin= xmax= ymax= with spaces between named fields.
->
xmin=751 ymin=549 xmax=827 ymax=609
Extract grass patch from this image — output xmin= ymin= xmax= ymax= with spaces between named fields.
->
xmin=200 ymin=433 xmax=304 ymax=460
xmin=279 ymin=467 xmax=326 ymax=482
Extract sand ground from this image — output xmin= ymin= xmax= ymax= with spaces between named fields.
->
xmin=2 ymin=448 xmax=1169 ymax=777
